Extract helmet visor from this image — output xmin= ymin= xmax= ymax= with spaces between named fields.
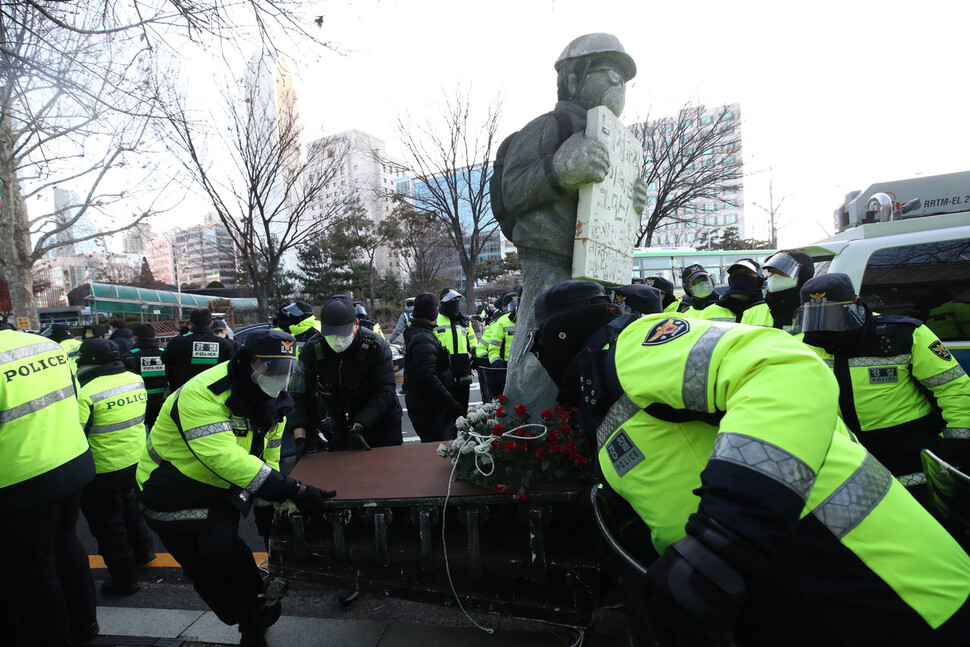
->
xmin=282 ymin=302 xmax=305 ymax=318
xmin=253 ymin=356 xmax=296 ymax=378
xmin=796 ymin=301 xmax=866 ymax=333
xmin=763 ymin=252 xmax=802 ymax=279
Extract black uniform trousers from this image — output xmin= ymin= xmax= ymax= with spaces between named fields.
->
xmin=80 ymin=481 xmax=155 ymax=588
xmin=407 ymin=405 xmax=457 ymax=443
xmin=152 ymin=502 xmax=263 ymax=627
xmin=0 ymin=490 xmax=97 ymax=647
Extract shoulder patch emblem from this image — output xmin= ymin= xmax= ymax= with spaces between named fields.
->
xmin=929 ymin=340 xmax=953 ymax=362
xmin=643 ymin=318 xmax=690 ymax=346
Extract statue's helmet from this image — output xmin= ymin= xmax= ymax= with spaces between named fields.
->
xmin=554 ymin=33 xmax=636 ymax=81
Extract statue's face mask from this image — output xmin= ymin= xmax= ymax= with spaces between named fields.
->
xmin=573 ymin=58 xmax=627 ymax=116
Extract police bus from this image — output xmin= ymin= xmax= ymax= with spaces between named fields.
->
xmin=801 ymin=171 xmax=970 ymax=372
xmin=633 ymin=247 xmax=777 ymax=292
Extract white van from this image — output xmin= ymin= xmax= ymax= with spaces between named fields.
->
xmin=801 ymin=176 xmax=970 ymax=372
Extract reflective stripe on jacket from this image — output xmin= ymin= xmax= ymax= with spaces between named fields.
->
xmin=0 ymin=330 xmax=93 ymax=511
xmin=79 ymin=371 xmax=147 ymax=474
xmin=595 ymin=314 xmax=970 ymax=629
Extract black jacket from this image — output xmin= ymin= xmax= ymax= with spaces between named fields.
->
xmin=160 ymin=327 xmax=234 ymax=391
xmin=122 ymin=339 xmax=167 ymax=406
xmin=109 ymin=327 xmax=134 ymax=352
xmin=403 ymin=319 xmax=455 ymax=410
xmin=300 ymin=328 xmax=402 ymax=448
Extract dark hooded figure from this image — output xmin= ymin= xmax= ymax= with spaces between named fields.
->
xmin=108 ymin=319 xmax=134 ymax=352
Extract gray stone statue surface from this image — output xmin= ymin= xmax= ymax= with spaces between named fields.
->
xmin=492 ymin=33 xmax=647 ymax=412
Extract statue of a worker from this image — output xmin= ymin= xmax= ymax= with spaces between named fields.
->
xmin=491 ymin=33 xmax=646 ymax=411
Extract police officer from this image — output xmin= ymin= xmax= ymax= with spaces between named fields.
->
xmin=488 ymin=291 xmax=519 ymax=367
xmin=137 ymin=329 xmax=336 ymax=647
xmin=0 ymin=327 xmax=98 ymax=646
xmin=353 ymin=302 xmax=385 ymax=338
xmin=270 ymin=300 xmax=322 ymax=459
xmin=386 ymin=297 xmax=415 ymax=344
xmin=436 ymin=288 xmax=486 ymax=414
xmin=77 ymin=338 xmax=156 ymax=596
xmin=697 ymin=258 xmax=770 ymax=323
xmin=639 ymin=276 xmax=681 ymax=312
xmin=301 ymin=298 xmax=403 ymax=451
xmin=527 ymin=280 xmax=970 ymax=647
xmin=798 ymin=273 xmax=970 ymax=488
xmin=679 ymin=263 xmax=717 ymax=315
xmin=123 ymin=323 xmax=167 ymax=430
xmin=161 ymin=308 xmax=234 ymax=391
xmin=49 ymin=322 xmax=82 ymax=368
xmin=741 ymin=249 xmax=815 ymax=331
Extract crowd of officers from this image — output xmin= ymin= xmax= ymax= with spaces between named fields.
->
xmin=0 ymin=287 xmax=512 ymax=647
xmin=522 ymin=250 xmax=970 ymax=646
xmin=4 ymin=253 xmax=969 ymax=647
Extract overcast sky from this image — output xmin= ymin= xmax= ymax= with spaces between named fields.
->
xmin=169 ymin=0 xmax=970 ymax=250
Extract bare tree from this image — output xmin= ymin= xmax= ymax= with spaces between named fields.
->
xmin=393 ymin=88 xmax=502 ymax=309
xmin=387 ymin=198 xmax=453 ymax=293
xmin=631 ymin=103 xmax=743 ymax=247
xmin=164 ymin=75 xmax=351 ymax=319
xmin=0 ymin=4 xmax=171 ymax=326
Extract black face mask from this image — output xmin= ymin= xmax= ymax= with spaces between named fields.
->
xmin=764 ymin=288 xmax=800 ymax=325
xmin=727 ymin=274 xmax=764 ymax=299
xmin=440 ymin=300 xmax=461 ymax=319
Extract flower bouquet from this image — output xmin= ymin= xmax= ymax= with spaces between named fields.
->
xmin=438 ymin=395 xmax=593 ymax=500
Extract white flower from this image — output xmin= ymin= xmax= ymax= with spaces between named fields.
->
xmin=436 ymin=443 xmax=450 ymax=458
xmin=455 ymin=416 xmax=467 ymax=428
xmin=460 ymin=442 xmax=476 ymax=454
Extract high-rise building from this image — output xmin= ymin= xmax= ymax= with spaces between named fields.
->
xmin=305 ymin=129 xmax=410 ymax=277
xmin=638 ymin=103 xmax=744 ymax=248
xmin=147 ymin=216 xmax=237 ymax=289
xmin=245 ymin=52 xmax=303 ymax=274
xmin=47 ymin=188 xmax=104 ymax=258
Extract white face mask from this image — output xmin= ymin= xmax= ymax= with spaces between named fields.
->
xmin=691 ymin=279 xmax=714 ymax=299
xmin=250 ymin=358 xmax=294 ymax=399
xmin=325 ymin=333 xmax=355 ymax=353
xmin=766 ymin=273 xmax=799 ymax=293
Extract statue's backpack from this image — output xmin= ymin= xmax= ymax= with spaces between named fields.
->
xmin=489 ymin=110 xmax=575 ymax=233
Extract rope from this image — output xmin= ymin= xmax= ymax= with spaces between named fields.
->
xmin=441 ymin=449 xmax=495 ymax=634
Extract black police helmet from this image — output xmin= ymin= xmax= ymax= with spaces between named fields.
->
xmin=612 ymin=284 xmax=664 ymax=315
xmin=77 ymin=338 xmax=120 ymax=366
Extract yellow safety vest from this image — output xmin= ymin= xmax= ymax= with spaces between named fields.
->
xmin=136 ymin=363 xmax=285 ymax=523
xmin=79 ymin=370 xmax=148 ymax=474
xmin=488 ymin=312 xmax=516 ymax=362
xmin=597 ymin=314 xmax=970 ymax=629
xmin=0 ymin=330 xmax=92 ymax=506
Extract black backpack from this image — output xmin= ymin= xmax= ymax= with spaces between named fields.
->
xmin=489 ymin=110 xmax=576 ymax=228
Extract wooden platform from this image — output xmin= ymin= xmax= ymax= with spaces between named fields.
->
xmin=289 ymin=443 xmax=491 ymax=501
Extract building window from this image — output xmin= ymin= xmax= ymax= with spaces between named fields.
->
xmin=703 ymin=202 xmax=716 ymax=211
xmin=705 ymin=216 xmax=718 ymax=226
xmin=686 ymin=233 xmax=696 ymax=243
xmin=648 ymin=182 xmax=658 ymax=191
xmin=700 ymin=115 xmax=713 ymax=126
xmin=722 ymin=111 xmax=734 ymax=121
xmin=724 ymin=214 xmax=738 ymax=224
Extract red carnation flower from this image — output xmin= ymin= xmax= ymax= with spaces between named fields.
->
xmin=496 ymin=484 xmax=506 ymax=493
xmin=502 ymin=441 xmax=515 ymax=451
xmin=492 ymin=424 xmax=504 ymax=435
xmin=515 ymin=492 xmax=528 ymax=501
xmin=490 ymin=440 xmax=500 ymax=450
xmin=574 ymin=456 xmax=588 ymax=467
xmin=517 ymin=443 xmax=528 ymax=453
xmin=540 ymin=409 xmax=554 ymax=420
xmin=555 ymin=405 xmax=564 ymax=414
xmin=547 ymin=442 xmax=560 ymax=453
xmin=562 ymin=441 xmax=577 ymax=453
xmin=560 ymin=424 xmax=571 ymax=433
xmin=548 ymin=432 xmax=559 ymax=442
xmin=496 ymin=407 xmax=506 ymax=418
xmin=497 ymin=395 xmax=507 ymax=404
xmin=514 ymin=404 xmax=527 ymax=416
xmin=535 ymin=448 xmax=544 ymax=459
xmin=524 ymin=431 xmax=534 ymax=438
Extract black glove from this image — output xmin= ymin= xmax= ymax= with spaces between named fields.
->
xmin=448 ymin=399 xmax=466 ymax=417
xmin=645 ymin=514 xmax=766 ymax=647
xmin=348 ymin=424 xmax=371 ymax=451
xmin=293 ymin=483 xmax=337 ymax=515
xmin=470 ymin=356 xmax=487 ymax=370
xmin=490 ymin=358 xmax=506 ymax=369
